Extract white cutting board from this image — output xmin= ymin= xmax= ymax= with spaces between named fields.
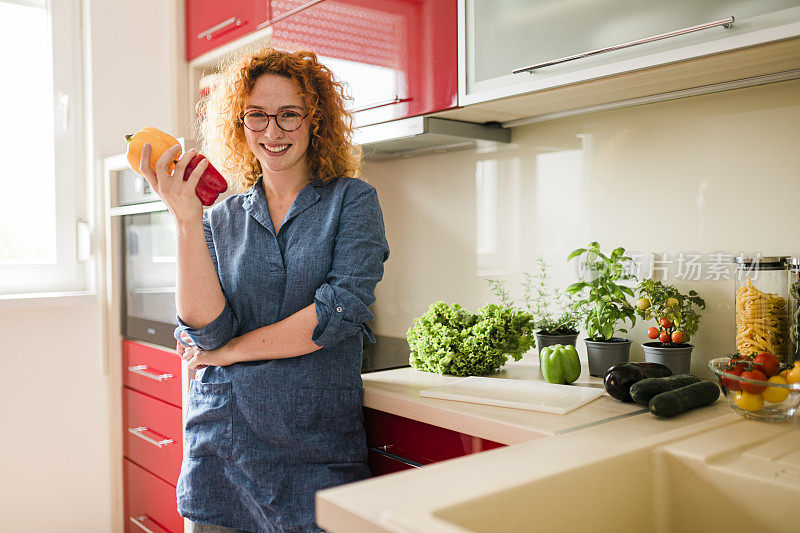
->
xmin=419 ymin=376 xmax=604 ymax=415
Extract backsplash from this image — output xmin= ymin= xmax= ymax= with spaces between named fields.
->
xmin=363 ymin=79 xmax=800 ymax=376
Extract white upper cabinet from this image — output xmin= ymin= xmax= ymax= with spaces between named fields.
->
xmin=461 ymin=0 xmax=800 ymax=106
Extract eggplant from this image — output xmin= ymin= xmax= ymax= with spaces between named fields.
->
xmin=603 ymin=362 xmax=672 ymax=402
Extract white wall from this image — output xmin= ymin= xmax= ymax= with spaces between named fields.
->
xmin=89 ymin=0 xmax=188 ymax=156
xmin=0 ymin=297 xmax=107 ymax=532
xmin=0 ymin=2 xmax=186 ymax=532
xmin=366 ymin=79 xmax=800 ymax=377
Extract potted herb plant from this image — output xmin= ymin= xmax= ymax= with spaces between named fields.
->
xmin=635 ymin=279 xmax=706 ymax=374
xmin=566 ymin=242 xmax=637 ymax=377
xmin=523 ymin=258 xmax=581 ymax=350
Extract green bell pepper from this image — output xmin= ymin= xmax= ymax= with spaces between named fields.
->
xmin=539 ymin=344 xmax=581 ymax=384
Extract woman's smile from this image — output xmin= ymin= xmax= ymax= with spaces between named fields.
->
xmin=261 ymin=143 xmax=291 ymax=154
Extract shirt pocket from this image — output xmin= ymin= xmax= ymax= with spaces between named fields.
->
xmin=185 ymin=380 xmax=233 ymax=459
xmin=247 ymin=387 xmax=366 ymax=465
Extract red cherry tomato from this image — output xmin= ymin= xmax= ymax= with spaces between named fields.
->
xmin=720 ymin=366 xmax=743 ymax=391
xmin=740 ymin=369 xmax=767 ymax=394
xmin=671 ymin=330 xmax=685 ymax=343
xmin=659 ymin=318 xmax=674 ymax=328
xmin=646 ymin=327 xmax=660 ymax=339
xmin=729 ymin=355 xmax=749 ymax=373
xmin=752 ymin=352 xmax=780 ymax=378
xmin=658 ymin=331 xmax=671 ymax=343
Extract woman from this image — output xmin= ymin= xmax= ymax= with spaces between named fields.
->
xmin=138 ymin=47 xmax=389 ymax=533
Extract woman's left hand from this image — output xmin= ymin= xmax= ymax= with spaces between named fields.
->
xmin=180 ymin=340 xmax=239 ymax=369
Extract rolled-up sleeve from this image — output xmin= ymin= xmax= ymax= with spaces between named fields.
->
xmin=174 ymin=212 xmax=239 ymax=351
xmin=312 ymin=184 xmax=389 ymax=348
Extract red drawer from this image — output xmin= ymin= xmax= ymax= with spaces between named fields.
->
xmin=124 ymin=459 xmax=183 ymax=533
xmin=364 ymin=407 xmax=505 ymax=467
xmin=124 ymin=388 xmax=183 ymax=486
xmin=123 ymin=341 xmax=182 ymax=407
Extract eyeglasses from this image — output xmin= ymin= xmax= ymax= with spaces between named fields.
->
xmin=242 ymin=109 xmax=307 ymax=132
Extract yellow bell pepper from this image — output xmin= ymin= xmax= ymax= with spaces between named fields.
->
xmin=125 ymin=126 xmax=181 ymax=175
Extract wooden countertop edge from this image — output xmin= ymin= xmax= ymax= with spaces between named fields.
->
xmin=362 ymin=386 xmax=549 ymax=445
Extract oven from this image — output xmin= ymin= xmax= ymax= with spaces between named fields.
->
xmin=108 ymin=159 xmax=179 ymax=349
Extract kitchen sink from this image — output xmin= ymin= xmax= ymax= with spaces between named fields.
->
xmin=432 ymin=420 xmax=800 ymax=533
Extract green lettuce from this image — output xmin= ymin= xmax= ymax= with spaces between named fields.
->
xmin=407 ymin=301 xmax=536 ymax=376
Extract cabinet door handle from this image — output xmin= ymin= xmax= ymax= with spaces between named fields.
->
xmin=128 ymin=364 xmax=174 ymax=382
xmin=197 ymin=16 xmax=246 ymax=41
xmin=351 ymin=95 xmax=410 ymax=114
xmin=129 ymin=515 xmax=169 ymax=533
xmin=368 ymin=446 xmax=422 ymax=468
xmin=512 ymin=16 xmax=734 ymax=74
xmin=128 ymin=426 xmax=175 ymax=448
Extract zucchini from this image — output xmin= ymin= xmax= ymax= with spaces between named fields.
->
xmin=649 ymin=381 xmax=720 ymax=417
xmin=630 ymin=374 xmax=701 ymax=406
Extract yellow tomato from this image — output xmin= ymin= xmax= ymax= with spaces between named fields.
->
xmin=734 ymin=391 xmax=764 ymax=412
xmin=780 ymin=369 xmax=789 ymax=380
xmin=636 ymin=298 xmax=650 ymax=310
xmin=666 ymin=297 xmax=679 ymax=307
xmin=786 ymin=364 xmax=800 ymax=385
xmin=762 ymin=376 xmax=790 ymax=403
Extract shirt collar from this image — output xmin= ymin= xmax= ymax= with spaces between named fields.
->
xmin=242 ymin=176 xmax=322 ymax=235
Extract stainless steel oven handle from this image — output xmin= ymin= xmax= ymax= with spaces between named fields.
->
xmin=512 ymin=16 xmax=734 ymax=74
xmin=128 ymin=426 xmax=175 ymax=448
xmin=127 ymin=364 xmax=174 ymax=382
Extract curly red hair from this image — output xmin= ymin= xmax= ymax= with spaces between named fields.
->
xmin=198 ymin=47 xmax=362 ymax=192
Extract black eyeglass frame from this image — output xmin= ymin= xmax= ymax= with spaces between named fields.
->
xmin=242 ymin=109 xmax=309 ymax=132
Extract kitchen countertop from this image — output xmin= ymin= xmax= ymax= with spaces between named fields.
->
xmin=360 ymin=355 xmax=646 ymax=445
xmin=317 ymin=357 xmax=799 ymax=532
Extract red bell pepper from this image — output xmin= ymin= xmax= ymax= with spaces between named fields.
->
xmin=183 ymin=154 xmax=228 ymax=206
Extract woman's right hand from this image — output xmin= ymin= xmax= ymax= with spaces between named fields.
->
xmin=140 ymin=143 xmax=209 ymax=224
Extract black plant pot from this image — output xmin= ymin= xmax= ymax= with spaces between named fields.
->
xmin=584 ymin=337 xmax=633 ymax=377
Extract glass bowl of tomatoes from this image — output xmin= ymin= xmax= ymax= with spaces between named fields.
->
xmin=708 ymin=355 xmax=800 ymax=421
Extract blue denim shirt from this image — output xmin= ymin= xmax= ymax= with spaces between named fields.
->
xmin=174 ymin=176 xmax=389 ymax=532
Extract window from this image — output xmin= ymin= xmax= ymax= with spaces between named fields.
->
xmin=0 ymin=0 xmax=86 ymax=295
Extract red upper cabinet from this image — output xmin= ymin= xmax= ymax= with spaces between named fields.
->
xmin=186 ymin=0 xmax=269 ymax=61
xmin=268 ymin=0 xmax=458 ymax=126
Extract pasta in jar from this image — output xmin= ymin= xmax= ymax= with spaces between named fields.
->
xmin=735 ymin=278 xmax=788 ymax=359
xmin=789 ymin=258 xmax=800 ymax=363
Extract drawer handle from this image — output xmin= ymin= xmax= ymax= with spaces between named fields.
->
xmin=196 ymin=16 xmax=246 ymax=41
xmin=129 ymin=515 xmax=169 ymax=533
xmin=128 ymin=426 xmax=175 ymax=448
xmin=512 ymin=16 xmax=734 ymax=74
xmin=128 ymin=364 xmax=174 ymax=382
xmin=368 ymin=446 xmax=422 ymax=468
xmin=351 ymin=95 xmax=410 ymax=114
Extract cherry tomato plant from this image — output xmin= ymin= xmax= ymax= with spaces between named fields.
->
xmin=635 ymin=279 xmax=706 ymax=347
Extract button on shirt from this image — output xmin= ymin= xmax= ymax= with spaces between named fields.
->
xmin=174 ymin=176 xmax=389 ymax=532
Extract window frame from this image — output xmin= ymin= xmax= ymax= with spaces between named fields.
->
xmin=0 ymin=0 xmax=87 ymax=296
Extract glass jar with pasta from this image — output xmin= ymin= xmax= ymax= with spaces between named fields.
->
xmin=734 ymin=256 xmax=789 ymax=362
xmin=788 ymin=257 xmax=800 ymax=364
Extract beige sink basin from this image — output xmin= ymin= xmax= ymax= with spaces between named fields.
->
xmin=433 ymin=421 xmax=800 ymax=533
